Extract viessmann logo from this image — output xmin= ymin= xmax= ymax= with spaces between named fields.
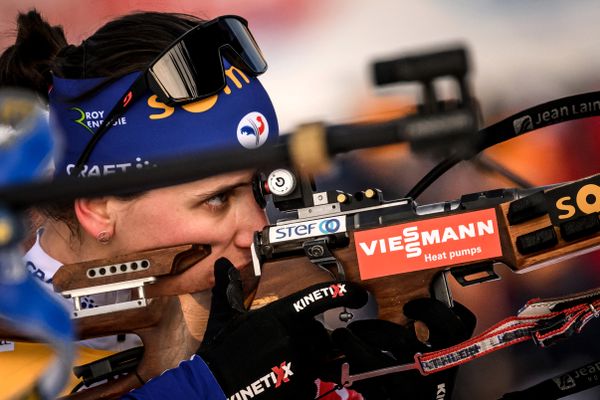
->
xmin=269 ymin=216 xmax=346 ymax=243
xmin=354 ymin=208 xmax=502 ymax=280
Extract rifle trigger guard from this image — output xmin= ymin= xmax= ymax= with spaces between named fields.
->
xmin=302 ymin=238 xmax=346 ymax=281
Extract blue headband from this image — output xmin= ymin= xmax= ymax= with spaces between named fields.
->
xmin=49 ymin=64 xmax=278 ymax=177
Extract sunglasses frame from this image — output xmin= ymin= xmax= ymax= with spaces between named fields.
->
xmin=147 ymin=15 xmax=267 ymax=106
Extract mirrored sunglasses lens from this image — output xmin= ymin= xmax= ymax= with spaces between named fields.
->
xmin=223 ymin=18 xmax=267 ymax=73
xmin=150 ymin=41 xmax=224 ymax=102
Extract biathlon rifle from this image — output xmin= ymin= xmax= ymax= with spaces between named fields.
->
xmin=10 ymin=172 xmax=598 ymax=399
xmin=249 ymin=169 xmax=600 ymax=326
xmin=248 ymin=45 xmax=600 ymax=326
xmin=0 ymin=46 xmax=480 ymax=399
xmin=1 ymin=46 xmax=599 ymax=398
xmin=47 ymin=172 xmax=600 ymax=398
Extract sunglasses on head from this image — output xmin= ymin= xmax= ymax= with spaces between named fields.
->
xmin=74 ymin=15 xmax=267 ymax=171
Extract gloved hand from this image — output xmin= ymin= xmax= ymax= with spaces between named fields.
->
xmin=198 ymin=258 xmax=369 ymax=400
xmin=331 ymin=298 xmax=476 ymax=400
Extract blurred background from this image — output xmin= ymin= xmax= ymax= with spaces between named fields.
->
xmin=1 ymin=0 xmax=600 ymax=398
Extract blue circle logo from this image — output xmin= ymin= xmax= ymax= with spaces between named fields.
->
xmin=237 ymin=111 xmax=269 ymax=149
xmin=319 ymin=219 xmax=341 ymax=234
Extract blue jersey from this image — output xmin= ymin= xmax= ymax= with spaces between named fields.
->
xmin=121 ymin=355 xmax=226 ymax=400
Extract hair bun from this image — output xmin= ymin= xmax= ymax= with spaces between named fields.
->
xmin=0 ymin=9 xmax=68 ymax=99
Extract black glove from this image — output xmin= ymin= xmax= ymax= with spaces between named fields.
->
xmin=197 ymin=258 xmax=369 ymax=400
xmin=332 ymin=298 xmax=476 ymax=400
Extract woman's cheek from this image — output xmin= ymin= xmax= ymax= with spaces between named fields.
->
xmin=204 ymin=213 xmax=238 ymax=238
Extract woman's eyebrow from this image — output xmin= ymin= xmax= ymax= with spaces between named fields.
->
xmin=193 ymin=179 xmax=253 ymax=201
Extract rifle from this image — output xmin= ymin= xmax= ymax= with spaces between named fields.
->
xmin=249 ymin=171 xmax=600 ymax=329
xmin=0 ymin=46 xmax=478 ymax=399
xmin=1 ymin=46 xmax=599 ymax=398
xmin=1 ymin=169 xmax=597 ymax=398
xmin=246 ymin=46 xmax=600 ymax=329
xmin=45 ymin=172 xmax=599 ymax=399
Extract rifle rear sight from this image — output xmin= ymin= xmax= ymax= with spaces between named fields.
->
xmin=253 ymin=167 xmax=385 ymax=220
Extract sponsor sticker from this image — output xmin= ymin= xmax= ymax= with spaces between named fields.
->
xmin=229 ymin=361 xmax=293 ymax=399
xmin=553 ymin=374 xmax=576 ymax=391
xmin=269 ymin=216 xmax=346 ymax=243
xmin=354 ymin=208 xmax=502 ymax=280
xmin=0 ymin=340 xmax=14 ymax=352
xmin=546 ymin=174 xmax=600 ymax=225
xmin=292 ymin=283 xmax=347 ymax=312
xmin=513 ymin=115 xmax=533 ymax=134
xmin=237 ymin=111 xmax=269 ymax=149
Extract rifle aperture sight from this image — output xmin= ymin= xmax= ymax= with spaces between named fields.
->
xmin=255 ymin=167 xmax=385 ymax=218
xmin=265 ymin=169 xmax=297 ymax=197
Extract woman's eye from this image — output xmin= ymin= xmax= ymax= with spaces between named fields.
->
xmin=205 ymin=192 xmax=229 ymax=210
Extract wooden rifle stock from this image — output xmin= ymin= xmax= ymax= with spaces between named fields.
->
xmin=0 ymin=244 xmax=213 ymax=399
xmin=250 ymin=174 xmax=600 ymax=326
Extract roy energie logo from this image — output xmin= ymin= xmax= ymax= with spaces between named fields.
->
xmin=70 ymin=107 xmax=127 ymax=134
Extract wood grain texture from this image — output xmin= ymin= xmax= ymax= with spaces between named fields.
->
xmin=53 ymin=244 xmax=209 ymax=291
xmin=250 ymin=233 xmax=444 ymax=326
xmin=497 ymin=202 xmax=600 ymax=272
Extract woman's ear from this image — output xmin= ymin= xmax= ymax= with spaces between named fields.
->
xmin=74 ymin=197 xmax=114 ymax=241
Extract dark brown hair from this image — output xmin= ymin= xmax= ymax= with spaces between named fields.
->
xmin=0 ymin=10 xmax=66 ymax=99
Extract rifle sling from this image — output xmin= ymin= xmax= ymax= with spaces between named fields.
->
xmin=341 ymin=285 xmax=600 ymax=386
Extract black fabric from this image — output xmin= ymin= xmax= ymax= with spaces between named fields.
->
xmin=332 ymin=298 xmax=476 ymax=400
xmin=500 ymin=358 xmax=600 ymax=400
xmin=198 ymin=258 xmax=369 ymax=400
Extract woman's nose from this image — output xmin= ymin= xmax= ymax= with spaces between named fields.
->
xmin=233 ymin=196 xmax=268 ymax=248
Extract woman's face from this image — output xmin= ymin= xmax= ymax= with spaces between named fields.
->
xmin=109 ymin=170 xmax=266 ymax=295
